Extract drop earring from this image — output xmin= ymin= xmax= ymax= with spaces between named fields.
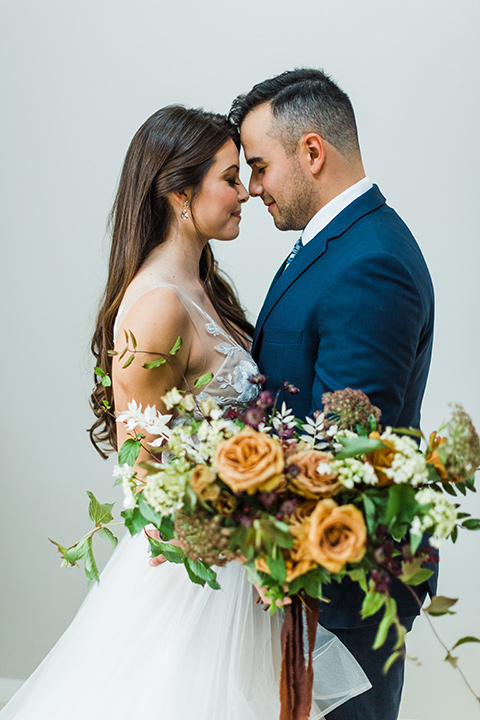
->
xmin=181 ymin=200 xmax=189 ymax=220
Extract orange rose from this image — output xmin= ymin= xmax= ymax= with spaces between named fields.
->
xmin=190 ymin=465 xmax=221 ymax=502
xmin=366 ymin=431 xmax=397 ymax=486
xmin=426 ymin=432 xmax=448 ymax=481
xmin=287 ymin=450 xmax=341 ymax=499
xmin=213 ymin=427 xmax=284 ymax=493
xmin=303 ymin=499 xmax=367 ymax=574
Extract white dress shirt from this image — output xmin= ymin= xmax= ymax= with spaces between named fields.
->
xmin=301 ymin=176 xmax=373 ymax=246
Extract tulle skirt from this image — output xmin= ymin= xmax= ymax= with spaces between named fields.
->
xmin=1 ymin=533 xmax=370 ymax=719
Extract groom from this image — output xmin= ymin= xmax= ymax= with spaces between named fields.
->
xmin=230 ymin=69 xmax=435 ymax=720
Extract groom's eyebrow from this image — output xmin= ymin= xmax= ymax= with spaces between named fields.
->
xmin=245 ymin=156 xmax=263 ymax=166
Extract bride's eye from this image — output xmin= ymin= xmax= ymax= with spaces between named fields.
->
xmin=227 ymin=177 xmax=240 ymax=187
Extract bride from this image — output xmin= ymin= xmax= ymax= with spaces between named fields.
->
xmin=1 ymin=106 xmax=370 ymax=719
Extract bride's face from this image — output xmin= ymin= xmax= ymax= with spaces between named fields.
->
xmin=192 ymin=140 xmax=248 ymax=241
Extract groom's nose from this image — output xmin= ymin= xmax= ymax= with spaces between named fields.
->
xmin=249 ymin=173 xmax=263 ymax=197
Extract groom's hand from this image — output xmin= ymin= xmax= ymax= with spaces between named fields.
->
xmin=144 ymin=528 xmax=183 ymax=567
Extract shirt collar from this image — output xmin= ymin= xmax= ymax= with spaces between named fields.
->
xmin=301 ymin=176 xmax=373 ymax=246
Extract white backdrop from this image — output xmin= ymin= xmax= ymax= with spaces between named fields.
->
xmin=1 ymin=1 xmax=479 ymax=718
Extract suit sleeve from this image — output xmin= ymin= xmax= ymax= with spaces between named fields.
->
xmin=311 ymin=251 xmax=428 ymax=426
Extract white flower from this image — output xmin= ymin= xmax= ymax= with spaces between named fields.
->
xmin=161 ymin=388 xmax=183 ymax=410
xmin=199 ymin=397 xmax=222 ymax=420
xmin=179 ymin=393 xmax=196 ymax=412
xmin=116 ymin=400 xmax=172 ymax=446
xmin=113 ymin=463 xmax=138 ymax=510
xmin=380 ymin=429 xmax=429 ymax=487
xmin=143 ymin=460 xmax=190 ymax=516
xmin=413 ymin=488 xmax=457 ymax=547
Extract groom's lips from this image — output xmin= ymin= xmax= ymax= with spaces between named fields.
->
xmin=265 ymin=201 xmax=276 ymax=213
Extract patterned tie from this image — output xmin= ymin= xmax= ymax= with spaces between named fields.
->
xmin=283 ymin=237 xmax=303 ymax=272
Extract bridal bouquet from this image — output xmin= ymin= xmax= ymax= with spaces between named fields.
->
xmin=112 ymin=383 xmax=479 ymax=628
xmin=53 ymin=361 xmax=480 ymax=715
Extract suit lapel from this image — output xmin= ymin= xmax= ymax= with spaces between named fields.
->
xmin=252 ymin=185 xmax=386 ymax=355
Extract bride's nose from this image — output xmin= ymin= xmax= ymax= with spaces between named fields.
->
xmin=238 ymin=182 xmax=249 ymax=203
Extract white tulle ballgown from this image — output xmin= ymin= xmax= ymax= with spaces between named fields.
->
xmin=1 ymin=285 xmax=370 ymax=719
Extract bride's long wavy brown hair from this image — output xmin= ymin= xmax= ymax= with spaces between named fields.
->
xmin=89 ymin=106 xmax=254 ymax=458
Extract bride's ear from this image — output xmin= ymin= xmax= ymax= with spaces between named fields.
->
xmin=170 ymin=190 xmax=192 ymax=220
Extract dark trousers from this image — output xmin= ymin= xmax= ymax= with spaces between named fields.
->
xmin=325 ymin=616 xmax=416 ymax=720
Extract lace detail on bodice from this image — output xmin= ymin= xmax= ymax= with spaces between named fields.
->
xmin=191 ymin=300 xmax=259 ymax=407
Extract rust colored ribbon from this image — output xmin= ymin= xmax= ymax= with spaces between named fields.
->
xmin=279 ymin=595 xmax=320 ymax=720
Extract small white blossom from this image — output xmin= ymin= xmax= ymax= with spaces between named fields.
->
xmin=161 ymin=388 xmax=183 ymax=410
xmin=379 ymin=429 xmax=428 ymax=487
xmin=179 ymin=393 xmax=196 ymax=412
xmin=143 ymin=460 xmax=190 ymax=516
xmin=413 ymin=487 xmax=457 ymax=547
xmin=316 ymin=462 xmax=333 ymax=476
xmin=199 ymin=397 xmax=223 ymax=420
xmin=113 ymin=463 xmax=138 ymax=510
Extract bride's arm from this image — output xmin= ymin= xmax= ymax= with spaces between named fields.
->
xmin=113 ymin=287 xmax=194 ymax=467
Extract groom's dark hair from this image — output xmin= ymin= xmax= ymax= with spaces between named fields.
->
xmin=229 ymin=68 xmax=360 ymax=159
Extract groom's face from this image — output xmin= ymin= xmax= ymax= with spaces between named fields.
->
xmin=240 ymin=103 xmax=317 ymax=232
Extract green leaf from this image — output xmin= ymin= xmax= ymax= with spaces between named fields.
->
xmin=390 ymin=427 xmax=424 ymax=440
xmin=362 ymin=493 xmax=377 ymax=534
xmin=83 ymin=535 xmax=100 ymax=585
xmin=122 ymin=354 xmax=135 ymax=369
xmin=121 ymin=506 xmax=150 ymax=535
xmin=194 ymin=372 xmax=214 ymax=389
xmin=383 ymin=650 xmax=403 ymax=674
xmin=361 ymin=586 xmax=386 ymax=619
xmin=101 ymin=375 xmax=112 ymax=387
xmin=97 ymin=526 xmax=118 ymax=550
xmin=424 ymin=595 xmax=458 ymax=617
xmin=443 ymin=483 xmax=457 ymax=496
xmin=102 ymin=399 xmax=110 ymax=409
xmin=400 ymin=557 xmax=432 ymax=585
xmin=170 ymin=336 xmax=183 ymax=355
xmin=373 ymin=597 xmax=398 ymax=649
xmin=118 ymin=438 xmax=141 ymax=466
xmin=107 ymin=349 xmax=118 ymax=356
xmin=348 ymin=567 xmax=368 ymax=594
xmin=335 ymin=436 xmax=386 ymax=459
xmin=86 ymin=491 xmax=114 ymax=526
xmin=129 ymin=331 xmax=137 ymax=349
xmin=143 ymin=358 xmax=167 ymax=370
xmin=265 ymin=551 xmax=286 ymax=583
xmin=451 ymin=636 xmax=480 ymax=651
xmin=94 ymin=366 xmax=105 ymax=377
xmin=409 ymin=530 xmax=422 ymax=554
xmin=138 ymin=495 xmax=164 ymax=528
xmin=461 ymin=518 xmax=480 ymax=530
xmin=148 ymin=538 xmax=185 ymax=563
xmin=451 ymin=525 xmax=458 ymax=543
xmin=184 ymin=557 xmax=221 ymax=589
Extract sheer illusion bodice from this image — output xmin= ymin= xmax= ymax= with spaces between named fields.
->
xmin=1 ymin=284 xmax=370 ymax=720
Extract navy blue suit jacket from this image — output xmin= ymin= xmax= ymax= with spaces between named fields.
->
xmin=253 ymin=185 xmax=436 ymax=628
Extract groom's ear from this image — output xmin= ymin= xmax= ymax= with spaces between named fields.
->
xmin=300 ymin=133 xmax=325 ymax=176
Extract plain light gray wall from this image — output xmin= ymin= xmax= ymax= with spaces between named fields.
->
xmin=1 ymin=1 xmax=479 ymax=717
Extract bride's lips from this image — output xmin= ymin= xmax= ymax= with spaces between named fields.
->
xmin=231 ymin=211 xmax=242 ymax=219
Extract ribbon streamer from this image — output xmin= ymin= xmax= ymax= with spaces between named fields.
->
xmin=279 ymin=595 xmax=320 ymax=720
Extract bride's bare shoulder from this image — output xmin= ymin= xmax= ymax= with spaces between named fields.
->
xmin=115 ymin=285 xmax=193 ymax=356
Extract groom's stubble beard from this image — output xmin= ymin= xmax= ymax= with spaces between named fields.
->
xmin=271 ymin=156 xmax=319 ymax=232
